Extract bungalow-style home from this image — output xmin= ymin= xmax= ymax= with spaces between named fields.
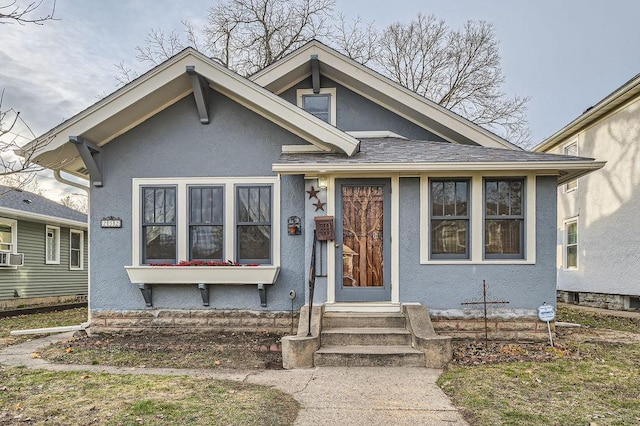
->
xmin=534 ymin=73 xmax=640 ymax=311
xmin=0 ymin=185 xmax=88 ymax=309
xmin=22 ymin=41 xmax=603 ymax=367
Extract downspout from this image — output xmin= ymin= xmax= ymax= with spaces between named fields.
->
xmin=54 ymin=170 xmax=92 ymax=324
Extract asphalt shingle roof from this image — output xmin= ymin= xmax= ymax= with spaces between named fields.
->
xmin=276 ymin=138 xmax=595 ymax=165
xmin=0 ymin=185 xmax=87 ymax=224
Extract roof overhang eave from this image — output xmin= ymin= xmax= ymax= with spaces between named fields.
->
xmin=273 ymin=160 xmax=606 ymax=182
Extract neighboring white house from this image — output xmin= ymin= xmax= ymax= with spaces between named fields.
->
xmin=535 ymin=72 xmax=640 ymax=311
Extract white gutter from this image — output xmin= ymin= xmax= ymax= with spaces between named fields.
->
xmin=54 ymin=170 xmax=90 ymax=192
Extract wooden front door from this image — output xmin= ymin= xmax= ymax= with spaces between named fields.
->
xmin=335 ymin=179 xmax=391 ymax=302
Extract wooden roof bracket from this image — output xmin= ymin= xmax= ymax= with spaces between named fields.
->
xmin=69 ymin=136 xmax=103 ymax=187
xmin=311 ymin=55 xmax=320 ymax=94
xmin=186 ymin=65 xmax=211 ymax=124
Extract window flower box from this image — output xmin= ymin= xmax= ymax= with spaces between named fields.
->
xmin=124 ymin=264 xmax=280 ymax=285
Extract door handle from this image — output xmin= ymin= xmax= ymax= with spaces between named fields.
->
xmin=335 ymin=243 xmax=340 ymax=248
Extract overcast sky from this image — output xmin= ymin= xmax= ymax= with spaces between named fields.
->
xmin=3 ymin=0 xmax=640 ymax=199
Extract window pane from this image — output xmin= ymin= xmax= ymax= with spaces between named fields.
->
xmin=190 ymin=226 xmax=223 ymax=260
xmin=190 ymin=187 xmax=223 ymax=224
xmin=259 ymin=187 xmax=271 ymax=222
xmin=164 ymin=188 xmax=176 ymax=223
xmin=431 ymin=220 xmax=467 ymax=255
xmin=510 ymin=181 xmax=523 ymax=215
xmin=144 ymin=225 xmax=176 ymax=263
xmin=71 ymin=250 xmax=80 ymax=268
xmin=567 ymin=222 xmax=577 ymax=245
xmin=143 ymin=188 xmax=155 ymax=223
xmin=443 ymin=182 xmax=455 ymax=215
xmin=71 ymin=232 xmax=81 ymax=250
xmin=485 ymin=181 xmax=498 ymax=215
xmin=303 ymin=95 xmax=330 ymax=114
xmin=485 ymin=219 xmax=522 ymax=256
xmin=238 ymin=225 xmax=271 ymax=262
xmin=237 ymin=187 xmax=249 ymax=222
xmin=190 ymin=188 xmax=202 ymax=223
xmin=455 ymin=182 xmax=468 ymax=216
xmin=567 ymin=246 xmax=577 ymax=268
xmin=431 ymin=181 xmax=444 ymax=216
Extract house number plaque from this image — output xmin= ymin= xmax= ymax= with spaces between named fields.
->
xmin=101 ymin=216 xmax=122 ymax=228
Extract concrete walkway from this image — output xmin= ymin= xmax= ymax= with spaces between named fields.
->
xmin=0 ymin=332 xmax=469 ymax=426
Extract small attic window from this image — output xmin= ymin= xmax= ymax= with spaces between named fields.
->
xmin=297 ymin=88 xmax=336 ymax=126
xmin=23 ymin=199 xmax=32 ymax=204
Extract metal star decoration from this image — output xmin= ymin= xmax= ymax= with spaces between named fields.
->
xmin=313 ymin=200 xmax=326 ymax=211
xmin=306 ymin=186 xmax=320 ymax=200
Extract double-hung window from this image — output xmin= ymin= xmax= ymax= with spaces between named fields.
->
xmin=45 ymin=225 xmax=60 ymax=264
xmin=484 ymin=178 xmax=525 ymax=259
xmin=189 ymin=186 xmax=224 ymax=261
xmin=142 ymin=187 xmax=176 ymax=264
xmin=236 ymin=186 xmax=272 ymax=264
xmin=134 ymin=178 xmax=278 ymax=266
xmin=430 ymin=179 xmax=469 ymax=259
xmin=565 ymin=219 xmax=578 ymax=269
xmin=70 ymin=230 xmax=84 ymax=270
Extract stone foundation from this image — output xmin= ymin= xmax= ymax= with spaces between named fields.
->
xmin=557 ymin=291 xmax=640 ymax=311
xmin=90 ymin=309 xmax=299 ymax=334
xmin=431 ymin=316 xmax=553 ymax=341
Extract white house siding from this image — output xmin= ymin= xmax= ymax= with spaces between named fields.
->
xmin=551 ymin=97 xmax=640 ymax=309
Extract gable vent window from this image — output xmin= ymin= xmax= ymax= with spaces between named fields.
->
xmin=297 ymin=88 xmax=336 ymax=126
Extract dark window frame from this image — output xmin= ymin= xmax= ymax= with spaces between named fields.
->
xmin=429 ymin=178 xmax=470 ymax=260
xmin=484 ymin=177 xmax=525 ymax=259
xmin=141 ymin=186 xmax=177 ymax=264
xmin=236 ymin=185 xmax=272 ymax=264
xmin=188 ymin=185 xmax=225 ymax=261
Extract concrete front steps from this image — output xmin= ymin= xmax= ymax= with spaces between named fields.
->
xmin=315 ymin=312 xmax=425 ymax=367
xmin=281 ymin=304 xmax=453 ymax=369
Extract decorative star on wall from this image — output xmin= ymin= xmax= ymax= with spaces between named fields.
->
xmin=313 ymin=200 xmax=326 ymax=211
xmin=306 ymin=185 xmax=320 ymax=200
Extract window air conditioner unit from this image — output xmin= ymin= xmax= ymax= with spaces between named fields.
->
xmin=0 ymin=252 xmax=23 ymax=267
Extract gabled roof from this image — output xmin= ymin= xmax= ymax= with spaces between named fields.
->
xmin=252 ymin=40 xmax=520 ymax=150
xmin=22 ymin=48 xmax=360 ymax=179
xmin=534 ymin=72 xmax=640 ymax=152
xmin=0 ymin=185 xmax=87 ymax=228
xmin=274 ymin=138 xmax=605 ymax=185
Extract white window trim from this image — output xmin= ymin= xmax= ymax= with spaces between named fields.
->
xmin=45 ymin=225 xmax=60 ymax=265
xmin=132 ymin=177 xmax=280 ymax=266
xmin=69 ymin=229 xmax=84 ymax=270
xmin=296 ymin=87 xmax=337 ymax=126
xmin=563 ymin=140 xmax=579 ymax=193
xmin=0 ymin=217 xmax=18 ymax=254
xmin=420 ymin=171 xmax=537 ymax=264
xmin=563 ymin=216 xmax=578 ymax=270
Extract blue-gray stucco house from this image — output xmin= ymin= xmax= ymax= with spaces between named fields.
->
xmin=24 ymin=42 xmax=603 ymax=365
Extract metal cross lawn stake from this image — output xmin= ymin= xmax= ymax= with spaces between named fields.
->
xmin=461 ymin=280 xmax=510 ymax=344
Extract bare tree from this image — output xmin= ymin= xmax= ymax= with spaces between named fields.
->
xmin=332 ymin=13 xmax=379 ymax=66
xmin=0 ymin=0 xmax=56 ymax=25
xmin=0 ymin=89 xmax=47 ymax=184
xmin=116 ymin=0 xmax=335 ymax=83
xmin=0 ymin=1 xmax=57 ymax=188
xmin=361 ymin=15 xmax=530 ymax=145
xmin=61 ymin=193 xmax=88 ymax=213
xmin=118 ymin=5 xmax=530 ymax=145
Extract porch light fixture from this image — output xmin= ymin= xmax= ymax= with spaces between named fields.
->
xmin=317 ymin=175 xmax=328 ymax=188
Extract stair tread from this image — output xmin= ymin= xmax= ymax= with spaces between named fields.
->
xmin=323 ymin=312 xmax=404 ymax=317
xmin=316 ymin=345 xmax=422 ymax=355
xmin=321 ymin=327 xmax=410 ymax=334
